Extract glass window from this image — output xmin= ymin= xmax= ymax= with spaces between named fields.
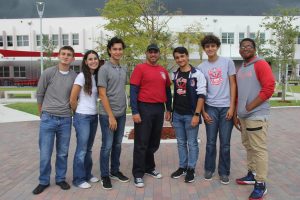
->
xmin=72 ymin=33 xmax=79 ymax=45
xmin=17 ymin=35 xmax=29 ymax=46
xmin=70 ymin=65 xmax=80 ymax=73
xmin=51 ymin=34 xmax=58 ymax=46
xmin=239 ymin=32 xmax=245 ymax=42
xmin=7 ymin=35 xmax=13 ymax=46
xmin=62 ymin=34 xmax=69 ymax=45
xmin=13 ymin=66 xmax=26 ymax=77
xmin=222 ymin=32 xmax=234 ymax=44
xmin=36 ymin=34 xmax=49 ymax=46
xmin=249 ymin=32 xmax=256 ymax=40
xmin=0 ymin=66 xmax=10 ymax=77
xmin=0 ymin=36 xmax=3 ymax=46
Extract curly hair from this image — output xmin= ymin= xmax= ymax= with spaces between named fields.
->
xmin=107 ymin=36 xmax=126 ymax=57
xmin=201 ymin=34 xmax=221 ymax=48
xmin=81 ymin=50 xmax=102 ymax=95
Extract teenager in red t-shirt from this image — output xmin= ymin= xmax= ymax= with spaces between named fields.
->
xmin=130 ymin=44 xmax=172 ymax=188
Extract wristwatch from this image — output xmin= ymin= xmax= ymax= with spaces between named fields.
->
xmin=194 ymin=112 xmax=201 ymax=116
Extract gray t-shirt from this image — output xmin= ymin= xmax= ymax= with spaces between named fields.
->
xmin=97 ymin=61 xmax=127 ymax=117
xmin=36 ymin=66 xmax=77 ymax=117
xmin=197 ymin=56 xmax=236 ymax=107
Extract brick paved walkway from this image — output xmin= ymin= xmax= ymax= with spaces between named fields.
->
xmin=0 ymin=108 xmax=299 ymax=200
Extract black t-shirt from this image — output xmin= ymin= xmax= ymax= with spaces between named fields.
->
xmin=174 ymin=70 xmax=192 ymax=115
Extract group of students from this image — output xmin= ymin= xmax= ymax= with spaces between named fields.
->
xmin=32 ymin=35 xmax=275 ymax=200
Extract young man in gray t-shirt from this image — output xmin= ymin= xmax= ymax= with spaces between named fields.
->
xmin=33 ymin=46 xmax=77 ymax=195
xmin=97 ymin=37 xmax=129 ymax=190
xmin=197 ymin=35 xmax=237 ymax=184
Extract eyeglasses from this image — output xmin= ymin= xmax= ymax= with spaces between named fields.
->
xmin=240 ymin=46 xmax=254 ymax=50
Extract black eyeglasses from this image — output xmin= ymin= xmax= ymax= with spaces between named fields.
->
xmin=240 ymin=46 xmax=254 ymax=50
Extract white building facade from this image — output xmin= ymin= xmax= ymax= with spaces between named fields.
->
xmin=0 ymin=15 xmax=300 ymax=85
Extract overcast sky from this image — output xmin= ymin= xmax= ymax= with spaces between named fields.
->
xmin=0 ymin=0 xmax=299 ymax=19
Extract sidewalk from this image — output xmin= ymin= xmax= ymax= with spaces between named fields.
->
xmin=0 ymin=104 xmax=40 ymax=123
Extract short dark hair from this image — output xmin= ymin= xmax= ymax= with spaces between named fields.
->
xmin=240 ymin=38 xmax=256 ymax=49
xmin=201 ymin=34 xmax=221 ymax=48
xmin=59 ymin=46 xmax=75 ymax=56
xmin=173 ymin=46 xmax=189 ymax=57
xmin=107 ymin=36 xmax=126 ymax=57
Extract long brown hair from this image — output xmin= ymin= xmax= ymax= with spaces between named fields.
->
xmin=81 ymin=50 xmax=101 ymax=95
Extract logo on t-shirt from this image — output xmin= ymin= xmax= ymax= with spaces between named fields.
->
xmin=160 ymin=71 xmax=166 ymax=80
xmin=176 ymin=77 xmax=187 ymax=95
xmin=208 ymin=67 xmax=223 ymax=85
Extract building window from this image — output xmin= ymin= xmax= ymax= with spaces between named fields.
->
xmin=14 ymin=66 xmax=26 ymax=77
xmin=17 ymin=35 xmax=29 ymax=46
xmin=239 ymin=32 xmax=245 ymax=42
xmin=62 ymin=34 xmax=69 ymax=45
xmin=222 ymin=32 xmax=234 ymax=44
xmin=70 ymin=65 xmax=80 ymax=73
xmin=72 ymin=34 xmax=79 ymax=45
xmin=0 ymin=36 xmax=3 ymax=46
xmin=51 ymin=34 xmax=58 ymax=46
xmin=36 ymin=34 xmax=49 ymax=46
xmin=7 ymin=35 xmax=13 ymax=46
xmin=249 ymin=32 xmax=256 ymax=40
xmin=0 ymin=66 xmax=10 ymax=77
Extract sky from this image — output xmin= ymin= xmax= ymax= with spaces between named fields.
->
xmin=0 ymin=0 xmax=299 ymax=19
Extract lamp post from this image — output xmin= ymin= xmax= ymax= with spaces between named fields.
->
xmin=36 ymin=1 xmax=45 ymax=74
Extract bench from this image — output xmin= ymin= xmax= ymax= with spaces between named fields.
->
xmin=4 ymin=91 xmax=36 ymax=99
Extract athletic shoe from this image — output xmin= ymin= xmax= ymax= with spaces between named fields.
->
xmin=145 ymin=170 xmax=162 ymax=179
xmin=89 ymin=177 xmax=100 ymax=183
xmin=220 ymin=175 xmax=230 ymax=185
xmin=134 ymin=177 xmax=144 ymax=188
xmin=101 ymin=176 xmax=112 ymax=190
xmin=110 ymin=171 xmax=130 ymax=182
xmin=171 ymin=168 xmax=187 ymax=179
xmin=32 ymin=184 xmax=49 ymax=195
xmin=249 ymin=182 xmax=267 ymax=200
xmin=78 ymin=182 xmax=91 ymax=189
xmin=56 ymin=181 xmax=70 ymax=190
xmin=204 ymin=171 xmax=214 ymax=180
xmin=236 ymin=171 xmax=255 ymax=185
xmin=185 ymin=168 xmax=195 ymax=183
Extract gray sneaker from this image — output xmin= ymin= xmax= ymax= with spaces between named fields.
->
xmin=220 ymin=175 xmax=230 ymax=185
xmin=204 ymin=171 xmax=214 ymax=180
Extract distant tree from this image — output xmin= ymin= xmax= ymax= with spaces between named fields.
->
xmin=98 ymin=0 xmax=173 ymax=74
xmin=260 ymin=7 xmax=300 ymax=101
xmin=42 ymin=37 xmax=58 ymax=69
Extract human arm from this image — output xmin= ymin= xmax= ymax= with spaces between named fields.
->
xmin=226 ymin=75 xmax=237 ymax=120
xmin=130 ymin=84 xmax=142 ymax=123
xmin=191 ymin=97 xmax=205 ymax=127
xmin=165 ymin=86 xmax=172 ymax=121
xmin=69 ymin=84 xmax=81 ymax=112
xmin=98 ymin=87 xmax=117 ymax=130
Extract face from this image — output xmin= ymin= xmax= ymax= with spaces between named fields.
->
xmin=58 ymin=49 xmax=75 ymax=65
xmin=109 ymin=43 xmax=123 ymax=61
xmin=146 ymin=50 xmax=160 ymax=64
xmin=174 ymin=52 xmax=189 ymax=68
xmin=85 ymin=53 xmax=99 ymax=71
xmin=239 ymin=41 xmax=256 ymax=61
xmin=203 ymin=43 xmax=219 ymax=58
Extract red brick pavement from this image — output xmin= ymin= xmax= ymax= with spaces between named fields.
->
xmin=0 ymin=107 xmax=299 ymax=200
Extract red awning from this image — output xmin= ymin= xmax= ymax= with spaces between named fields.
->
xmin=0 ymin=49 xmax=83 ymax=57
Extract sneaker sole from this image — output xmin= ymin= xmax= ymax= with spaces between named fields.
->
xmin=134 ymin=183 xmax=145 ymax=188
xmin=220 ymin=180 xmax=230 ymax=185
xmin=145 ymin=173 xmax=162 ymax=179
xmin=171 ymin=173 xmax=186 ymax=179
xmin=110 ymin=175 xmax=130 ymax=183
xmin=185 ymin=179 xmax=195 ymax=183
xmin=236 ymin=180 xmax=255 ymax=185
xmin=101 ymin=182 xmax=112 ymax=190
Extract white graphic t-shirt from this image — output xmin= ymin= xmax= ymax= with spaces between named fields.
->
xmin=197 ymin=56 xmax=236 ymax=107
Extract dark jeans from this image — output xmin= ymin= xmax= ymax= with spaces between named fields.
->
xmin=132 ymin=102 xmax=164 ymax=178
xmin=204 ymin=105 xmax=233 ymax=176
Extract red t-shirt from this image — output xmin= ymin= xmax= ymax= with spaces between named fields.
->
xmin=130 ymin=63 xmax=171 ymax=103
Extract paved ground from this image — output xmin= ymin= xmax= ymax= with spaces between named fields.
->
xmin=0 ymin=107 xmax=300 ymax=200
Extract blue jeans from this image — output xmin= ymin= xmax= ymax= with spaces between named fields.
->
xmin=99 ymin=114 xmax=126 ymax=177
xmin=204 ymin=105 xmax=233 ymax=176
xmin=172 ymin=112 xmax=200 ymax=169
xmin=39 ymin=112 xmax=72 ymax=185
xmin=72 ymin=113 xmax=98 ymax=186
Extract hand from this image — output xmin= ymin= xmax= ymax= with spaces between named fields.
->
xmin=165 ymin=111 xmax=171 ymax=121
xmin=132 ymin=114 xmax=142 ymax=124
xmin=233 ymin=115 xmax=241 ymax=132
xmin=202 ymin=112 xmax=213 ymax=124
xmin=108 ymin=116 xmax=117 ymax=131
xmin=191 ymin=116 xmax=200 ymax=127
xmin=226 ymin=107 xmax=234 ymax=120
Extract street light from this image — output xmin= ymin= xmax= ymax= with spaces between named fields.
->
xmin=36 ymin=1 xmax=45 ymax=74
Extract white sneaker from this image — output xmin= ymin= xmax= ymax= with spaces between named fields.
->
xmin=89 ymin=177 xmax=100 ymax=183
xmin=78 ymin=182 xmax=91 ymax=189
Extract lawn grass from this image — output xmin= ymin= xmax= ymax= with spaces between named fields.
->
xmin=287 ymin=85 xmax=300 ymax=93
xmin=270 ymin=100 xmax=300 ymax=107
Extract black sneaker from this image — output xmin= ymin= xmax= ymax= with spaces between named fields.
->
xmin=145 ymin=170 xmax=162 ymax=179
xmin=220 ymin=175 xmax=230 ymax=185
xmin=171 ymin=168 xmax=187 ymax=179
xmin=110 ymin=171 xmax=130 ymax=183
xmin=185 ymin=168 xmax=195 ymax=183
xmin=32 ymin=184 xmax=49 ymax=195
xmin=236 ymin=171 xmax=255 ymax=185
xmin=204 ymin=171 xmax=214 ymax=180
xmin=101 ymin=176 xmax=112 ymax=190
xmin=56 ymin=181 xmax=70 ymax=190
xmin=134 ymin=177 xmax=144 ymax=188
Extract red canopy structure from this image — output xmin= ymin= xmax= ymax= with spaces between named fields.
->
xmin=0 ymin=49 xmax=83 ymax=57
